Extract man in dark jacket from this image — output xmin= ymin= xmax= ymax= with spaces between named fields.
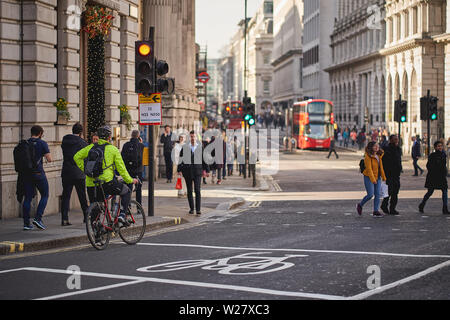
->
xmin=380 ymin=135 xmax=402 ymax=215
xmin=411 ymin=136 xmax=424 ymax=176
xmin=121 ymin=130 xmax=144 ymax=205
xmin=61 ymin=123 xmax=89 ymax=225
xmin=160 ymin=125 xmax=174 ymax=183
xmin=419 ymin=141 xmax=449 ymax=215
xmin=177 ymin=131 xmax=207 ymax=215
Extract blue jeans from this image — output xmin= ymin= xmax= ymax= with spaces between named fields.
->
xmin=360 ymin=175 xmax=382 ymax=211
xmin=23 ymin=173 xmax=49 ymax=225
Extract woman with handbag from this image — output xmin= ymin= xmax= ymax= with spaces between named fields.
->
xmin=174 ymin=135 xmax=187 ymax=197
xmin=356 ymin=141 xmax=387 ymax=217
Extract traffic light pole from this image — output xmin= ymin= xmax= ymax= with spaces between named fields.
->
xmin=148 ymin=26 xmax=155 ymax=217
xmin=427 ymin=90 xmax=431 ymax=156
xmin=398 ymin=94 xmax=402 ymax=149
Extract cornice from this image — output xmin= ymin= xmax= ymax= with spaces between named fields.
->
xmin=271 ymin=49 xmax=302 ymax=67
xmin=325 ymin=51 xmax=382 ymax=73
xmin=380 ymin=38 xmax=435 ymax=56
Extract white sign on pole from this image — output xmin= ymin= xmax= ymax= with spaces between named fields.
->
xmin=139 ymin=94 xmax=162 ymax=126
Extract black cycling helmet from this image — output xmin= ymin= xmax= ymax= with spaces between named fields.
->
xmin=97 ymin=125 xmax=112 ymax=140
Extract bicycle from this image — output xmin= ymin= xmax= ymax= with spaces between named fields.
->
xmin=85 ymin=179 xmax=146 ymax=250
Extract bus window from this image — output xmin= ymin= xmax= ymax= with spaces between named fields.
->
xmin=307 ymin=102 xmax=332 ymax=114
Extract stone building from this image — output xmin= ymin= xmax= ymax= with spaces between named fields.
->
xmin=327 ymin=0 xmax=387 ymax=131
xmin=0 ymin=0 xmax=199 ymax=219
xmin=271 ymin=0 xmax=303 ymax=112
xmin=302 ymin=0 xmax=335 ymax=101
xmin=245 ymin=0 xmax=274 ymax=115
xmin=381 ymin=0 xmax=446 ymax=154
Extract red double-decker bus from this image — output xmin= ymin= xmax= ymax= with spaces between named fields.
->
xmin=293 ymin=99 xmax=335 ymax=150
xmin=223 ymin=101 xmax=244 ymax=130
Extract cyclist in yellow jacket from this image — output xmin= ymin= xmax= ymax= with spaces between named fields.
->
xmin=74 ymin=126 xmax=138 ymax=224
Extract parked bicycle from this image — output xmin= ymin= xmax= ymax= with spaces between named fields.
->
xmin=85 ymin=179 xmax=146 ymax=250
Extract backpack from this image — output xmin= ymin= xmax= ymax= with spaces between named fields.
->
xmin=14 ymin=140 xmax=38 ymax=174
xmin=121 ymin=141 xmax=140 ymax=172
xmin=84 ymin=144 xmax=109 ymax=178
xmin=359 ymin=158 xmax=365 ymax=173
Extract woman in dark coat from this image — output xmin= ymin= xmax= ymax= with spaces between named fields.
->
xmin=419 ymin=141 xmax=449 ymax=214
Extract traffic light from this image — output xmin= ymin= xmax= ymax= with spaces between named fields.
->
xmin=429 ymin=96 xmax=438 ymax=121
xmin=155 ymin=60 xmax=174 ymax=94
xmin=244 ymin=103 xmax=256 ymax=126
xmin=394 ymin=100 xmax=407 ymax=123
xmin=420 ymin=97 xmax=429 ymax=121
xmin=135 ymin=41 xmax=154 ymax=95
xmin=399 ymin=100 xmax=407 ymax=123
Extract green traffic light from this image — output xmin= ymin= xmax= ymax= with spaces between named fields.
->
xmin=401 ymin=116 xmax=406 ymax=122
xmin=248 ymin=118 xmax=256 ymax=126
xmin=244 ymin=114 xmax=251 ymax=121
xmin=431 ymin=114 xmax=437 ymax=120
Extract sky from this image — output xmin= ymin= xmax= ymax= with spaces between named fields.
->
xmin=195 ymin=0 xmax=264 ymax=60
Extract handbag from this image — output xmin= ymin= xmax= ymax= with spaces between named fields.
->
xmin=175 ymin=177 xmax=182 ymax=190
xmin=380 ymin=181 xmax=389 ymax=198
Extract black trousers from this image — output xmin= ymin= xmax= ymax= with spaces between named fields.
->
xmin=327 ymin=149 xmax=338 ymax=159
xmin=164 ymin=152 xmax=173 ymax=180
xmin=184 ymin=174 xmax=202 ymax=212
xmin=381 ymin=178 xmax=400 ymax=211
xmin=61 ymin=177 xmax=89 ymax=222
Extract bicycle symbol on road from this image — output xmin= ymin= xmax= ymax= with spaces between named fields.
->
xmin=137 ymin=252 xmax=308 ymax=275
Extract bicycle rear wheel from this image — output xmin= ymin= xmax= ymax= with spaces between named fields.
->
xmin=119 ymin=200 xmax=146 ymax=245
xmin=86 ymin=202 xmax=111 ymax=250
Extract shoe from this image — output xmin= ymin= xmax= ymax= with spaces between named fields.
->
xmin=372 ymin=211 xmax=384 ymax=218
xmin=118 ymin=214 xmax=129 ymax=226
xmin=196 ymin=212 xmax=201 ymax=216
xmin=420 ymin=170 xmax=424 ymax=176
xmin=356 ymin=203 xmax=362 ymax=216
xmin=412 ymin=174 xmax=418 ymax=177
xmin=61 ymin=220 xmax=72 ymax=226
xmin=189 ymin=210 xmax=194 ymax=215
xmin=388 ymin=210 xmax=400 ymax=216
xmin=32 ymin=219 xmax=46 ymax=230
xmin=217 ymin=180 xmax=222 ymax=185
xmin=23 ymin=224 xmax=33 ymax=231
xmin=419 ymin=202 xmax=425 ymax=213
xmin=380 ymin=205 xmax=389 ymax=215
xmin=443 ymin=206 xmax=449 ymax=215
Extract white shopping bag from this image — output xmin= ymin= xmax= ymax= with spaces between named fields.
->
xmin=380 ymin=181 xmax=389 ymax=198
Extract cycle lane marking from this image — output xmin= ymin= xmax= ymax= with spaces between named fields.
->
xmin=1 ymin=267 xmax=345 ymax=300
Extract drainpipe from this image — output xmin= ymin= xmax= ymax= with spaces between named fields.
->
xmin=20 ymin=0 xmax=24 ymax=140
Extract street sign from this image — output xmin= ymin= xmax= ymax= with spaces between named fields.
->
xmin=139 ymin=93 xmax=162 ymax=125
xmin=197 ymin=72 xmax=210 ymax=83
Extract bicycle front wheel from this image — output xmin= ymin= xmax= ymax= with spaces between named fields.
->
xmin=86 ymin=202 xmax=111 ymax=250
xmin=119 ymin=200 xmax=146 ymax=245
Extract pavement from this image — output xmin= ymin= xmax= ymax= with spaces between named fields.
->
xmin=0 ymin=170 xmax=260 ymax=256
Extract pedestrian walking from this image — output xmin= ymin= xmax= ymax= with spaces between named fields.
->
xmin=356 ymin=141 xmax=387 ymax=217
xmin=380 ymin=135 xmax=402 ymax=215
xmin=350 ymin=130 xmax=357 ymax=147
xmin=60 ymin=123 xmax=89 ymax=226
xmin=419 ymin=141 xmax=449 ymax=215
xmin=327 ymin=137 xmax=339 ymax=159
xmin=177 ymin=130 xmax=206 ymax=215
xmin=121 ymin=130 xmax=144 ymax=206
xmin=15 ymin=125 xmax=53 ymax=230
xmin=357 ymin=130 xmax=366 ymax=150
xmin=160 ymin=125 xmax=175 ymax=183
xmin=412 ymin=136 xmax=424 ymax=176
xmin=343 ymin=128 xmax=350 ymax=148
xmin=174 ymin=134 xmax=187 ymax=197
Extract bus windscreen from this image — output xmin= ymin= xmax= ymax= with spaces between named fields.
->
xmin=307 ymin=102 xmax=332 ymax=114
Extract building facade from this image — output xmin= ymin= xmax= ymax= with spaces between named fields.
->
xmin=302 ymin=0 xmax=335 ymax=101
xmin=327 ymin=0 xmax=387 ymax=131
xmin=0 ymin=0 xmax=199 ymax=219
xmin=247 ymin=0 xmax=274 ymax=115
xmin=381 ymin=0 xmax=446 ymax=154
xmin=271 ymin=0 xmax=303 ymax=112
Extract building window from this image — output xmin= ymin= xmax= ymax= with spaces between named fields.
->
xmin=263 ymin=80 xmax=270 ymax=94
xmin=264 ymin=1 xmax=273 ymax=15
xmin=263 ymin=52 xmax=271 ymax=65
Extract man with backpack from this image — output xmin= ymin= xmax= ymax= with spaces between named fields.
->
xmin=121 ymin=130 xmax=144 ymax=205
xmin=74 ymin=125 xmax=139 ymax=225
xmin=14 ymin=125 xmax=52 ymax=230
xmin=380 ymin=135 xmax=402 ymax=215
xmin=60 ymin=123 xmax=89 ymax=226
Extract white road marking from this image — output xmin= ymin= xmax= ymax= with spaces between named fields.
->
xmin=8 ymin=267 xmax=345 ymax=301
xmin=137 ymin=243 xmax=450 ymax=259
xmin=35 ymin=280 xmax=146 ymax=300
xmin=348 ymin=260 xmax=450 ymax=300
